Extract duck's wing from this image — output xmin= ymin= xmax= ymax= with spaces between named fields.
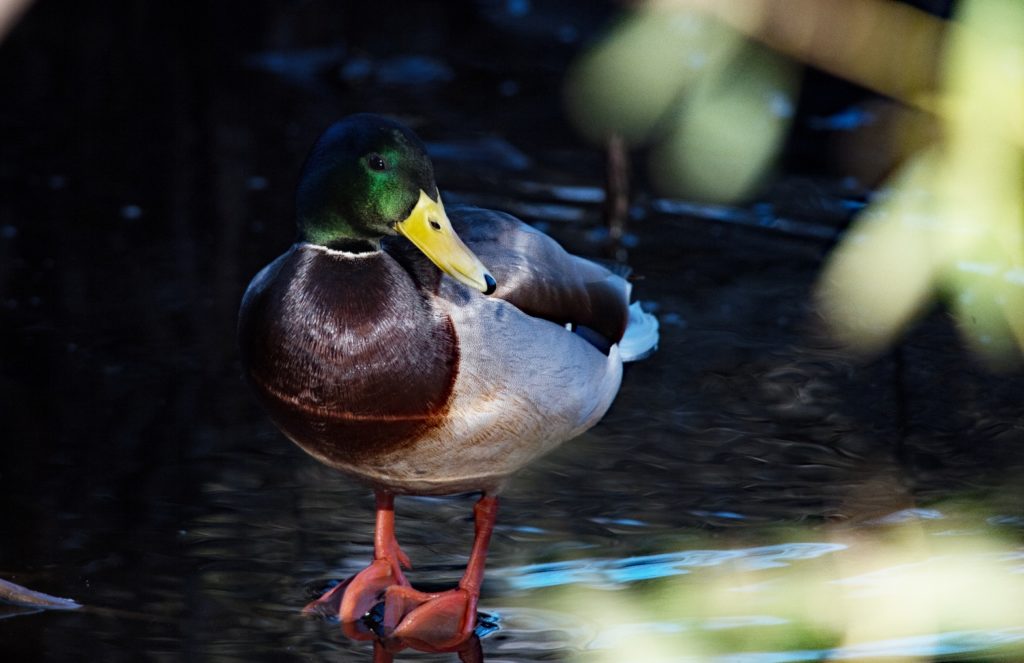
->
xmin=448 ymin=205 xmax=630 ymax=344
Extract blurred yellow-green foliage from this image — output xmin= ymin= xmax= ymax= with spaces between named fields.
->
xmin=540 ymin=504 xmax=1024 ymax=661
xmin=820 ymin=0 xmax=1024 ymax=369
xmin=565 ymin=0 xmax=1024 ymax=367
xmin=564 ymin=9 xmax=798 ymax=203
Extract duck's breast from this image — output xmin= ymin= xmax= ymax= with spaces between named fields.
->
xmin=238 ymin=244 xmax=459 ymax=472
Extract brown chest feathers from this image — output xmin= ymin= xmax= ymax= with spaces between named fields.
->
xmin=238 ymin=244 xmax=459 ymax=465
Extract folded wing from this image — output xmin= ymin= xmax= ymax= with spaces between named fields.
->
xmin=449 ymin=205 xmax=631 ymax=345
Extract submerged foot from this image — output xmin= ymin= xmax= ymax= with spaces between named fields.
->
xmin=381 ymin=585 xmax=480 ymax=651
xmin=305 ymin=493 xmax=496 ymax=651
xmin=302 ymin=542 xmax=412 ymax=630
xmin=304 ymin=570 xmax=482 ymax=650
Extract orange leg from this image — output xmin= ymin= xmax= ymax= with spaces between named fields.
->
xmin=303 ymin=491 xmax=412 ymax=630
xmin=372 ymin=642 xmax=391 ymax=663
xmin=384 ymin=495 xmax=499 ymax=651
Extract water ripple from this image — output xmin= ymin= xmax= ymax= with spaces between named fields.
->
xmin=496 ymin=542 xmax=847 ymax=591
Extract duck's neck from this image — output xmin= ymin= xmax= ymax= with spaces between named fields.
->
xmin=298 ymin=211 xmax=383 ymax=253
xmin=317 ymin=236 xmax=381 ymax=254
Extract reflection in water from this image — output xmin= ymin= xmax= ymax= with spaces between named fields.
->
xmin=286 ymin=507 xmax=1024 ymax=660
xmin=372 ymin=635 xmax=484 ymax=663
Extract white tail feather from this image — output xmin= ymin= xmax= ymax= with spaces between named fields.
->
xmin=619 ymin=302 xmax=659 ymax=362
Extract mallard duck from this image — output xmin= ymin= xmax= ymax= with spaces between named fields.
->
xmin=238 ymin=114 xmax=657 ymax=650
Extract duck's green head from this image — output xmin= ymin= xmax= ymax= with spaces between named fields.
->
xmin=296 ymin=113 xmax=495 ymax=294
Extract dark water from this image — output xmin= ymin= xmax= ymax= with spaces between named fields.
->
xmin=2 ymin=1 xmax=1022 ymax=661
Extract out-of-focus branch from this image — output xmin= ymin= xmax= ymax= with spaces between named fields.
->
xmin=0 ymin=577 xmax=81 ymax=610
xmin=0 ymin=0 xmax=32 ymax=42
xmin=644 ymin=0 xmax=947 ymax=110
xmin=603 ymin=133 xmax=630 ymax=262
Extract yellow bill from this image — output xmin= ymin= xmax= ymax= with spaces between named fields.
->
xmin=395 ymin=190 xmax=496 ymax=294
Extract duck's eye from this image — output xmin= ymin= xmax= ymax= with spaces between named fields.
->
xmin=366 ymin=153 xmax=388 ymax=171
